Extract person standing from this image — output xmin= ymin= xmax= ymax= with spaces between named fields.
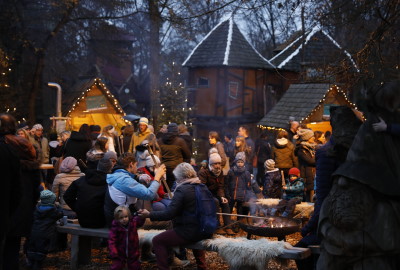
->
xmin=237 ymin=125 xmax=255 ymax=160
xmin=254 ymin=130 xmax=272 ymax=186
xmin=128 ymin=117 xmax=158 ymax=155
xmin=223 ymin=133 xmax=235 ymax=164
xmin=31 ymin=124 xmax=49 ymax=165
xmin=208 ymin=131 xmax=227 ymax=168
xmin=178 ymin=124 xmax=193 ymax=155
xmin=63 ymin=124 xmax=93 ymax=172
xmin=198 ymin=152 xmax=233 ymax=235
xmin=0 ymin=113 xmax=23 ymax=270
xmin=108 ymin=206 xmax=145 ymax=270
xmin=158 ymin=123 xmax=191 ymax=189
xmin=271 ymin=130 xmax=298 ymax=178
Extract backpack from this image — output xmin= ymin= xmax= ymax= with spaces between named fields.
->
xmin=194 ymin=184 xmax=218 ymax=234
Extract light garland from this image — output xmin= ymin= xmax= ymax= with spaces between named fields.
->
xmin=258 ymin=84 xmax=362 ymax=130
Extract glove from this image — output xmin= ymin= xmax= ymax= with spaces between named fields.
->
xmin=138 ymin=174 xmax=152 ymax=186
xmin=372 ymin=117 xmax=387 ymax=132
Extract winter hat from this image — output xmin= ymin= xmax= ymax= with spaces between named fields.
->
xmin=40 ymin=190 xmax=56 ymax=206
xmin=145 ymin=154 xmax=160 ymax=168
xmin=104 ymin=151 xmax=117 ymax=161
xmin=167 ymin=123 xmax=179 ymax=135
xmin=60 ymin=157 xmax=78 ymax=173
xmin=235 ymin=151 xmax=246 ymax=162
xmin=32 ymin=123 xmax=43 ymax=130
xmin=97 ymin=157 xmax=113 ymax=173
xmin=298 ymin=129 xmax=314 ymax=141
xmin=288 ymin=167 xmax=300 ymax=177
xmin=264 ymin=159 xmax=275 ymax=171
xmin=276 ymin=138 xmax=288 ymax=146
xmin=209 ymin=152 xmax=222 ymax=165
xmin=139 ymin=117 xmax=149 ymax=126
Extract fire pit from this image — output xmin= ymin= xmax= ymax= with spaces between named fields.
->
xmin=238 ymin=216 xmax=301 ymax=241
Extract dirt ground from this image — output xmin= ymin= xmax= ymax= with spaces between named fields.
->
xmin=18 ymin=230 xmax=302 ymax=270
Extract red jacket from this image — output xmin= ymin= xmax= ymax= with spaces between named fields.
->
xmin=108 ymin=216 xmax=145 ymax=260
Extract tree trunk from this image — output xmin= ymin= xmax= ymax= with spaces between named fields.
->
xmin=148 ymin=0 xmax=161 ymax=128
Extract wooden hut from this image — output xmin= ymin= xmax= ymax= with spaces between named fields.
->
xmin=183 ymin=17 xmax=289 ymax=138
xmin=64 ymin=78 xmax=129 ymax=131
xmin=257 ymin=83 xmax=358 ymax=133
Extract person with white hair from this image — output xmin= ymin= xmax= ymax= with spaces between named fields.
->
xmin=138 ymin=162 xmax=211 ymax=270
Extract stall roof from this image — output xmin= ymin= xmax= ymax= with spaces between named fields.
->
xmin=258 ymin=83 xmax=333 ymax=129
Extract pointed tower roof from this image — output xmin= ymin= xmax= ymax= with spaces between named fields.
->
xmin=183 ymin=18 xmax=274 ymax=69
xmin=269 ymin=26 xmax=359 ymax=72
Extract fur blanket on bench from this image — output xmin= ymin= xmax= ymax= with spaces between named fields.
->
xmin=202 ymin=236 xmax=291 ymax=270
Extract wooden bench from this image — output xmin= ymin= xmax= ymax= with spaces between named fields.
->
xmin=57 ymin=223 xmax=311 ymax=269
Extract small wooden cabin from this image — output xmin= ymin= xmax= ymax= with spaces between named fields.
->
xmin=183 ymin=17 xmax=291 ymax=140
xmin=64 ymin=78 xmax=129 ymax=131
xmin=258 ymin=83 xmax=358 ymax=133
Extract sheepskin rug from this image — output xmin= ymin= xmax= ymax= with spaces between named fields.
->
xmin=138 ymin=229 xmax=165 ymax=246
xmin=256 ymin=199 xmax=314 ymax=218
xmin=203 ymin=236 xmax=292 ymax=270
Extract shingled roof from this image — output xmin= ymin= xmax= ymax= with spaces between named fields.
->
xmin=269 ymin=26 xmax=358 ymax=72
xmin=258 ymin=83 xmax=332 ymax=129
xmin=183 ymin=18 xmax=274 ymax=69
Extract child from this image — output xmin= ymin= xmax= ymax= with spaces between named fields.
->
xmin=263 ymin=159 xmax=282 ymax=199
xmin=271 ymin=167 xmax=304 ymax=217
xmin=26 ymin=190 xmax=63 ymax=270
xmin=226 ymin=152 xmax=262 ymax=219
xmin=108 ymin=205 xmax=146 ymax=270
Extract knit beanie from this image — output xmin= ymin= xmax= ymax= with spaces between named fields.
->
xmin=104 ymin=151 xmax=117 ymax=161
xmin=298 ymin=129 xmax=314 ymax=141
xmin=235 ymin=151 xmax=246 ymax=162
xmin=32 ymin=123 xmax=43 ymax=130
xmin=209 ymin=152 xmax=222 ymax=165
xmin=40 ymin=190 xmax=56 ymax=206
xmin=97 ymin=157 xmax=113 ymax=173
xmin=145 ymin=154 xmax=160 ymax=168
xmin=60 ymin=157 xmax=77 ymax=173
xmin=167 ymin=123 xmax=179 ymax=135
xmin=264 ymin=159 xmax=275 ymax=171
xmin=139 ymin=117 xmax=149 ymax=126
xmin=288 ymin=167 xmax=300 ymax=177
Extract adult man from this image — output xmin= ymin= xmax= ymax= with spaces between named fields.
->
xmin=128 ymin=117 xmax=158 ymax=154
xmin=198 ymin=152 xmax=234 ymax=235
xmin=288 ymin=121 xmax=300 ymax=143
xmin=237 ymin=125 xmax=254 ymax=157
xmin=103 ymin=152 xmax=166 ymax=227
xmin=158 ymin=123 xmax=191 ymax=188
xmin=64 ymin=153 xmax=116 ymax=228
xmin=0 ymin=114 xmax=22 ymax=269
xmin=32 ymin=124 xmax=49 ymax=164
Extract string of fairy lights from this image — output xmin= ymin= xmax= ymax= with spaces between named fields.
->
xmin=258 ymin=84 xmax=362 ymax=130
xmin=67 ymin=78 xmax=130 ymax=125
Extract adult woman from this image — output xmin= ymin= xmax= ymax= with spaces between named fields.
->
xmin=86 ymin=137 xmax=109 ymax=170
xmin=99 ymin=125 xmax=117 ymax=153
xmin=138 ymin=163 xmax=210 ymax=270
xmin=271 ymin=130 xmax=298 ymax=178
xmin=208 ymin=131 xmax=227 ymax=168
xmin=295 ymin=129 xmax=317 ymax=202
xmin=63 ymin=124 xmax=92 ymax=171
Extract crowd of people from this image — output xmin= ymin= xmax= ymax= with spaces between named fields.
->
xmin=3 ymin=109 xmax=390 ymax=270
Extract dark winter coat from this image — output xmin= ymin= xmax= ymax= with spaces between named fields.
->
xmin=179 ymin=132 xmax=193 ymax=154
xmin=301 ymin=139 xmax=339 ymax=236
xmin=63 ymin=169 xmax=108 ymax=228
xmin=283 ymin=177 xmax=305 ymax=201
xmin=225 ymin=166 xmax=261 ymax=202
xmin=271 ymin=139 xmax=298 ymax=169
xmin=198 ymin=167 xmax=226 ymax=201
xmin=149 ymin=178 xmax=213 ymax=242
xmin=254 ymin=139 xmax=272 ymax=166
xmin=63 ymin=131 xmax=92 ymax=169
xmin=5 ymin=135 xmax=41 ymax=237
xmin=295 ymin=142 xmax=316 ymax=190
xmin=158 ymin=133 xmax=191 ymax=168
xmin=223 ymin=140 xmax=235 ymax=161
xmin=108 ymin=216 xmax=145 ymax=261
xmin=27 ymin=205 xmax=63 ymax=256
xmin=0 ymin=136 xmax=21 ymax=240
xmin=263 ymin=169 xmax=282 ymax=199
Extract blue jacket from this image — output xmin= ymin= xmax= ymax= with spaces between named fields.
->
xmin=283 ymin=177 xmax=304 ymax=201
xmin=106 ymin=169 xmax=159 ymax=200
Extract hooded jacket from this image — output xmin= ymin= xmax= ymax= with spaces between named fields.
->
xmin=108 ymin=216 xmax=145 ymax=263
xmin=63 ymin=169 xmax=108 ymax=228
xmin=225 ymin=166 xmax=261 ymax=202
xmin=52 ymin=167 xmax=85 ymax=211
xmin=63 ymin=131 xmax=92 ymax=169
xmin=158 ymin=133 xmax=191 ymax=168
xmin=271 ymin=138 xmax=298 ymax=169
